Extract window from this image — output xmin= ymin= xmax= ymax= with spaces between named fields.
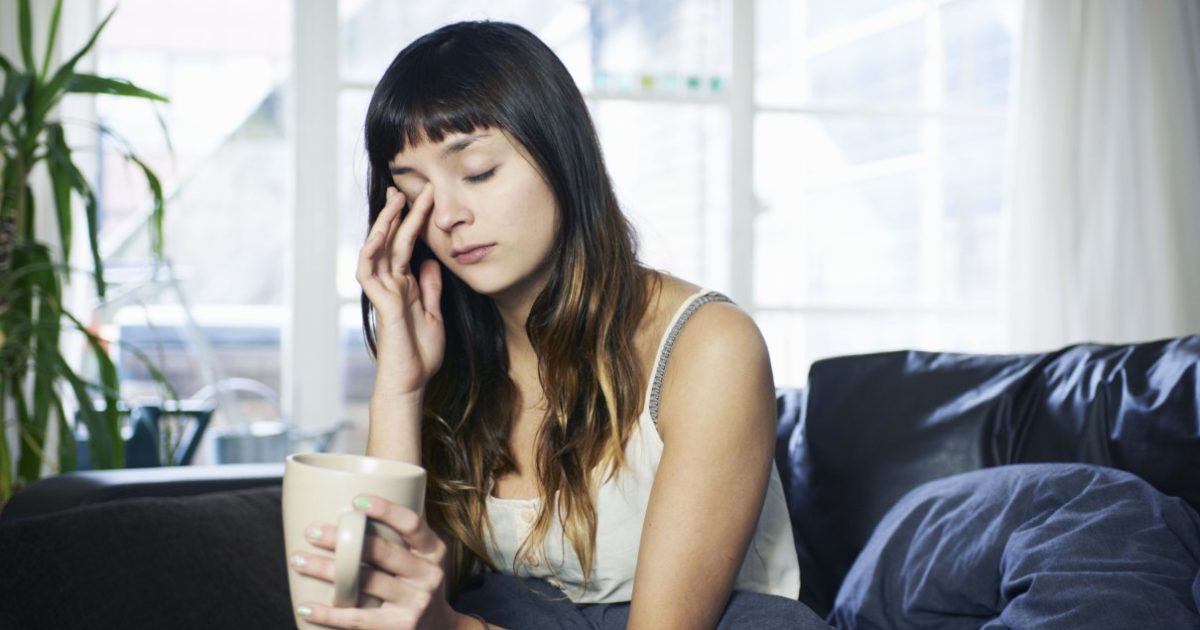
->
xmin=84 ymin=0 xmax=1021 ymax=459
xmin=753 ymin=0 xmax=1020 ymax=384
xmin=85 ymin=0 xmax=294 ymax=459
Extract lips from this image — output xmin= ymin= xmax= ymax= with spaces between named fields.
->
xmin=452 ymin=244 xmax=495 ymax=264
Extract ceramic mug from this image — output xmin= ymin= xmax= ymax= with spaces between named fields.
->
xmin=282 ymin=453 xmax=426 ymax=628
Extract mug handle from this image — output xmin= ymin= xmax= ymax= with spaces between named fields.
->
xmin=332 ymin=509 xmax=367 ymax=607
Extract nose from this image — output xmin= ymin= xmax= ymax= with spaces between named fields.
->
xmin=429 ymin=185 xmax=473 ymax=232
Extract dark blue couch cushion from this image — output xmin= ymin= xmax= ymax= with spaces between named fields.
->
xmin=776 ymin=336 xmax=1200 ymax=615
xmin=830 ymin=464 xmax=1200 ymax=629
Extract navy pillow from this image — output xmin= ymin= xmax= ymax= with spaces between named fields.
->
xmin=785 ymin=336 xmax=1200 ymax=615
xmin=831 ymin=464 xmax=1200 ymax=629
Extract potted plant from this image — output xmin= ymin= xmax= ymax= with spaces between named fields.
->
xmin=0 ymin=0 xmax=170 ymax=501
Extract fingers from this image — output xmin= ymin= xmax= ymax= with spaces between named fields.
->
xmin=389 ymin=182 xmax=434 ymax=276
xmin=417 ymin=259 xmax=442 ymax=322
xmin=294 ymin=601 xmax=421 ymax=630
xmin=352 ymin=495 xmax=447 ymax=563
xmin=292 ymin=601 xmax=373 ymax=629
xmin=356 ymin=188 xmax=406 ymax=290
xmin=366 ymin=188 xmax=406 ymax=255
xmin=303 ymin=523 xmax=438 ymax=587
xmin=290 ymin=550 xmax=430 ymax=609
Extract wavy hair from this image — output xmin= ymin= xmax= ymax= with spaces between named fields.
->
xmin=361 ymin=21 xmax=652 ymax=596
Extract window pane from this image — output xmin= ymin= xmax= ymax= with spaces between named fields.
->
xmin=942 ymin=0 xmax=1022 ymax=108
xmin=588 ymin=0 xmax=731 ymax=96
xmin=94 ymin=0 xmax=292 ymax=306
xmin=337 ymin=90 xmax=372 ymax=301
xmin=756 ymin=0 xmax=926 ymax=108
xmin=87 ymin=0 xmax=292 ymax=414
xmin=339 ymin=0 xmax=593 ymax=86
xmin=754 ymin=113 xmax=923 ymax=308
xmin=591 ymin=101 xmax=730 ymax=289
xmin=941 ymin=120 xmax=1006 ymax=306
xmin=339 ymin=0 xmax=729 ymax=95
xmin=805 ymin=0 xmax=911 ymax=36
xmin=758 ymin=310 xmax=1005 ymax=387
xmin=340 ymin=304 xmax=374 ymax=454
xmin=756 ymin=0 xmax=1020 ymax=110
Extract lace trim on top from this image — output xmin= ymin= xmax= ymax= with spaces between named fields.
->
xmin=647 ymin=291 xmax=733 ymax=427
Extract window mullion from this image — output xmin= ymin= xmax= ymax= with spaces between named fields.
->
xmin=918 ymin=0 xmax=945 ymax=346
xmin=730 ymin=0 xmax=755 ymax=309
xmin=287 ymin=0 xmax=341 ymax=433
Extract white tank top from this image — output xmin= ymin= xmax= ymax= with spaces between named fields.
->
xmin=482 ymin=290 xmax=801 ymax=604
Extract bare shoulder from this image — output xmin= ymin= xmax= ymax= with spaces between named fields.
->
xmin=664 ymin=291 xmax=768 ymax=376
xmin=638 ymin=272 xmax=767 ymax=367
xmin=641 ymin=273 xmax=774 ymax=439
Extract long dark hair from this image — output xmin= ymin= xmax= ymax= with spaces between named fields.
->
xmin=361 ymin=21 xmax=653 ymax=595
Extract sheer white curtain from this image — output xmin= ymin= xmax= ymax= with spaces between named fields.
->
xmin=1005 ymin=0 xmax=1200 ymax=352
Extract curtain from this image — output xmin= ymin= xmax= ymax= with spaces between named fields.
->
xmin=1005 ymin=0 xmax=1200 ymax=352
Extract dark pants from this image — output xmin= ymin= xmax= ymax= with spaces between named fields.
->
xmin=453 ymin=572 xmax=833 ymax=629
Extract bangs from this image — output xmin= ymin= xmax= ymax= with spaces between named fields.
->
xmin=364 ymin=38 xmax=503 ymax=167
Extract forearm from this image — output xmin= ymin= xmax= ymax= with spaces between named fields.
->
xmin=365 ymin=383 xmax=424 ymax=464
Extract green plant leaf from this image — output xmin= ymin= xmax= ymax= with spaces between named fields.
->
xmin=17 ymin=0 xmax=35 ymax=71
xmin=11 ymin=372 xmax=39 ymax=484
xmin=54 ymin=306 xmax=123 ymax=469
xmin=54 ymin=394 xmax=76 ymax=473
xmin=126 ymin=153 xmax=165 ymax=256
xmin=20 ymin=185 xmax=34 ymax=242
xmin=0 ymin=259 xmax=75 ymax=295
xmin=36 ymin=5 xmax=117 ymax=120
xmin=152 ymin=102 xmax=176 ymax=157
xmin=0 ymin=71 xmax=33 ymax=129
xmin=4 ymin=244 xmax=36 ymax=482
xmin=82 ymin=185 xmax=105 ymax=299
xmin=55 ymin=356 xmax=118 ymax=470
xmin=66 ymin=73 xmax=168 ymax=102
xmin=27 ymin=243 xmax=61 ymax=482
xmin=45 ymin=123 xmax=73 ymax=263
xmin=43 ymin=141 xmax=106 ymax=298
xmin=40 ymin=0 xmax=65 ymax=80
xmin=0 ymin=376 xmax=12 ymax=501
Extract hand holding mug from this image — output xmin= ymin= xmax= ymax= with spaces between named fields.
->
xmin=290 ymin=493 xmax=458 ymax=630
xmin=284 ymin=453 xmax=457 ymax=630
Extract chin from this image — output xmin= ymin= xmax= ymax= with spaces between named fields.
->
xmin=451 ymin=269 xmax=516 ymax=297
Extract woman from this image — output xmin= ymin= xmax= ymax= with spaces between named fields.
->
xmin=289 ymin=21 xmax=828 ymax=630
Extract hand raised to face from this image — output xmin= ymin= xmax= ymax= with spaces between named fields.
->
xmin=355 ymin=182 xmax=445 ymax=397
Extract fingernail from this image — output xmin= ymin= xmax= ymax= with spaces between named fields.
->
xmin=306 ymin=526 xmax=323 ymax=541
xmin=291 ymin=553 xmax=308 ymax=569
xmin=353 ymin=496 xmax=372 ymax=512
xmin=296 ymin=605 xmax=313 ymax=618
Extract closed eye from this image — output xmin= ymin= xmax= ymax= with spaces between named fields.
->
xmin=465 ymin=168 xmax=496 ymax=184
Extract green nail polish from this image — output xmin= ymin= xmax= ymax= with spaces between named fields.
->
xmin=291 ymin=553 xmax=308 ymax=568
xmin=297 ymin=605 xmax=313 ymax=618
xmin=306 ymin=526 xmax=323 ymax=540
xmin=353 ymin=496 xmax=372 ymax=511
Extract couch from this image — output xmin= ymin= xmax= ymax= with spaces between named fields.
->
xmin=1 ymin=336 xmax=1198 ymax=629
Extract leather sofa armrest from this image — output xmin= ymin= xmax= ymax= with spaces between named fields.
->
xmin=0 ymin=463 xmax=284 ymax=524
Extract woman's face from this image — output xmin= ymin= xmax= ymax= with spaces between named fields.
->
xmin=388 ymin=128 xmax=559 ymax=305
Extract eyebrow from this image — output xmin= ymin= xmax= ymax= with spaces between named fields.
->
xmin=389 ymin=133 xmax=491 ymax=176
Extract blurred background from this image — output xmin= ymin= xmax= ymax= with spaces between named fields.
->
xmin=3 ymin=0 xmax=1196 ymax=463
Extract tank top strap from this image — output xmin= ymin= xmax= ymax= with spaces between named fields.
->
xmin=643 ymin=290 xmax=734 ymax=428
